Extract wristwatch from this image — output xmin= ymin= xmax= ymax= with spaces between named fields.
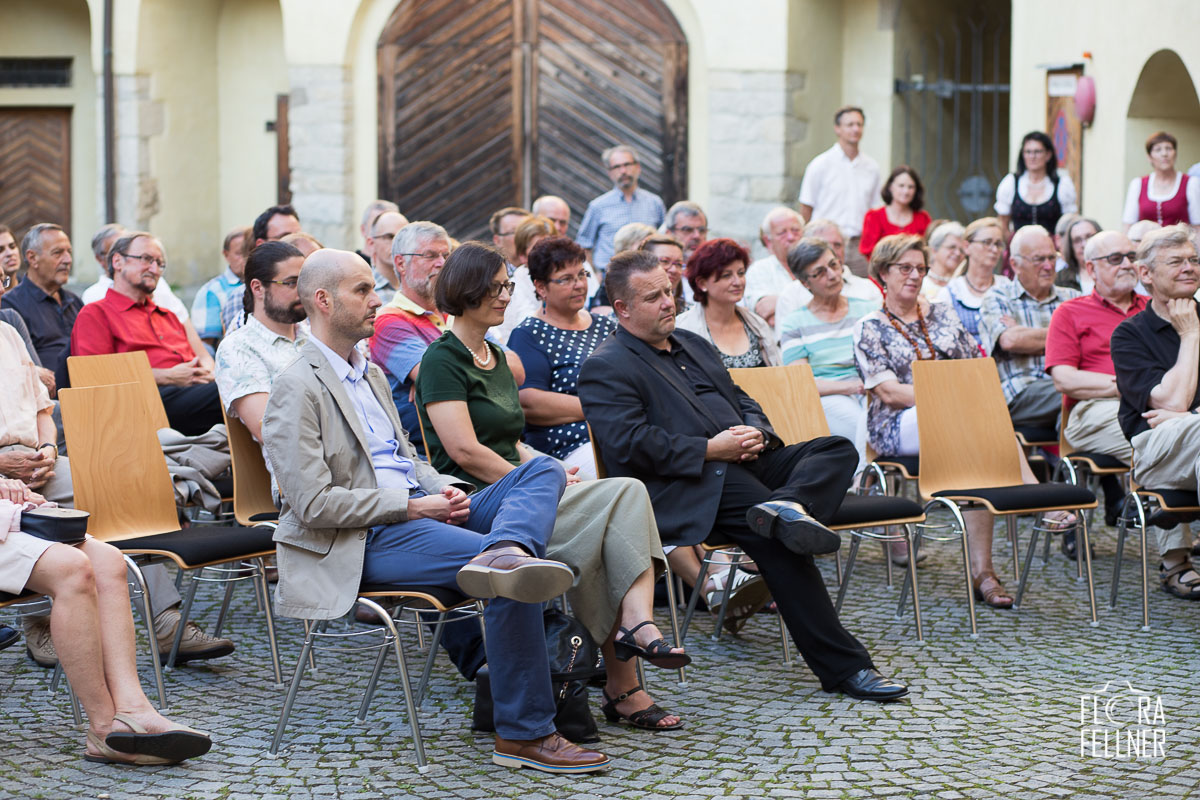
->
xmin=36 ymin=443 xmax=58 ymax=461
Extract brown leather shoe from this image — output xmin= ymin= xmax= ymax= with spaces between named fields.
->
xmin=492 ymin=731 xmax=610 ymax=773
xmin=456 ymin=546 xmax=574 ymax=603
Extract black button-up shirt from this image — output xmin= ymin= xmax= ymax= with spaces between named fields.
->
xmin=653 ymin=335 xmax=744 ymax=433
xmin=0 ymin=279 xmax=82 ymax=374
xmin=1111 ymin=300 xmax=1200 ymax=440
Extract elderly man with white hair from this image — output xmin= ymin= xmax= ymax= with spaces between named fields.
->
xmin=978 ymin=225 xmax=1080 ymax=433
xmin=1112 ymin=224 xmax=1200 ymax=600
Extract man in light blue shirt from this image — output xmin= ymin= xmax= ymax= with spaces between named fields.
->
xmin=191 ymin=226 xmax=248 ymax=350
xmin=576 ymin=144 xmax=665 ymax=274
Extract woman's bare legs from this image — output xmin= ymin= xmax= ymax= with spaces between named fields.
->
xmin=24 ymin=540 xmax=191 ymax=756
xmin=600 ymin=566 xmax=682 ymax=727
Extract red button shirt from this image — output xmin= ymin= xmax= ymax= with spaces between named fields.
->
xmin=1045 ymin=291 xmax=1148 ymax=410
xmin=70 ymin=288 xmax=196 ymax=368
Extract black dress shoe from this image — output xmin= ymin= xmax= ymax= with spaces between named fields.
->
xmin=746 ymin=500 xmax=841 ymax=555
xmin=0 ymin=624 xmax=18 ymax=652
xmin=834 ymin=668 xmax=909 ymax=702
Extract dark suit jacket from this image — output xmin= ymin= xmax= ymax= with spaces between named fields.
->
xmin=578 ymin=327 xmax=781 ymax=546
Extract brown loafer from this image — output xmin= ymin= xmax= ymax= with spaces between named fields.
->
xmin=456 ymin=546 xmax=575 ymax=603
xmin=492 ymin=731 xmax=610 ymax=773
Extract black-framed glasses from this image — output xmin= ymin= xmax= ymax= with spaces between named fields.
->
xmin=399 ymin=251 xmax=450 ymax=261
xmin=121 ymin=252 xmax=166 ymax=269
xmin=670 ymin=225 xmax=708 ymax=236
xmin=547 ymin=269 xmax=591 ymax=286
xmin=888 ymin=263 xmax=929 ymax=277
xmin=263 ymin=278 xmax=299 ymax=288
xmin=487 ymin=281 xmax=517 ymax=298
xmin=1095 ymin=251 xmax=1136 ymax=266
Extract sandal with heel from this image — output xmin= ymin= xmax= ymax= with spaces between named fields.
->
xmin=612 ymin=621 xmax=691 ymax=669
xmin=600 ymin=685 xmax=683 ymax=731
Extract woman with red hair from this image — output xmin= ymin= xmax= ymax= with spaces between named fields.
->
xmin=674 ymin=238 xmax=780 ymax=367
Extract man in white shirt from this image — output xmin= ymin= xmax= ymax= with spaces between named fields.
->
xmin=797 ymin=106 xmax=881 ymax=278
xmin=743 ymin=207 xmax=806 ymax=328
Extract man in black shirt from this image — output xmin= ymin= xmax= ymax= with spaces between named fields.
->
xmin=579 ymin=250 xmax=907 ymax=702
xmin=1111 ymin=224 xmax=1200 ymax=600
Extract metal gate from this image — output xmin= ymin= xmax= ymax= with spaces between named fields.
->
xmin=894 ymin=16 xmax=1010 ymax=223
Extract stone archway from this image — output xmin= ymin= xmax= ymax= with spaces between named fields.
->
xmin=1125 ymin=49 xmax=1200 ymax=184
xmin=376 ymin=0 xmax=688 ymax=241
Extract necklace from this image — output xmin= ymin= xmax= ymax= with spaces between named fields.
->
xmin=884 ymin=303 xmax=938 ymax=361
xmin=964 ymin=272 xmax=993 ymax=295
xmin=459 ymin=335 xmax=492 ymax=367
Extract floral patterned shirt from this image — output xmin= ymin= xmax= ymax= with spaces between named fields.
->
xmin=852 ymin=301 xmax=979 ymax=455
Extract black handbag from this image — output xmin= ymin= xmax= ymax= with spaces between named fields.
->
xmin=472 ymin=606 xmax=603 ymax=743
xmin=20 ymin=508 xmax=89 ymax=545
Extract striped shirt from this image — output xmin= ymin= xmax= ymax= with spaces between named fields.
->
xmin=191 ymin=267 xmax=242 ymax=341
xmin=780 ymin=296 xmax=880 ymax=380
xmin=978 ymin=281 xmax=1079 ymax=403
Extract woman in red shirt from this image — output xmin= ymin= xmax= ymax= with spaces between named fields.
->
xmin=859 ymin=166 xmax=932 ymax=259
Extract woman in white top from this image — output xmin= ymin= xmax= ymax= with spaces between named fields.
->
xmin=1122 ymin=130 xmax=1200 ymax=231
xmin=921 ymin=220 xmax=965 ymax=299
xmin=994 ymin=131 xmax=1077 ymax=238
xmin=934 ymin=217 xmax=1011 ymax=347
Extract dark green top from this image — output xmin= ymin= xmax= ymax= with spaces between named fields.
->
xmin=415 ymin=331 xmax=524 ymax=487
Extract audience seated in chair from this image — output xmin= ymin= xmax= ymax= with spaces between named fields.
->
xmin=579 ymin=249 xmax=907 ymax=703
xmin=261 ymin=248 xmax=610 ymax=773
xmin=416 ymin=242 xmax=688 ymax=733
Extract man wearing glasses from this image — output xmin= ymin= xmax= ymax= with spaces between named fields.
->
xmin=978 ymin=225 xmax=1079 ymax=434
xmin=1045 ymin=231 xmax=1147 ymax=556
xmin=1112 ymin=224 xmax=1200 ymax=600
xmin=369 ymin=222 xmax=523 ymax=448
xmin=365 ymin=210 xmax=410 ymax=303
xmin=576 ymin=144 xmax=665 ymax=275
xmin=70 ymin=232 xmax=224 ymax=436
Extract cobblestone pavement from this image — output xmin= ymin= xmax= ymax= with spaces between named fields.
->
xmin=2 ymin=512 xmax=1198 ymax=800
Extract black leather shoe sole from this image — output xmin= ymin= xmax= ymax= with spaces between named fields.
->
xmin=159 ymin=642 xmax=235 ymax=665
xmin=746 ymin=504 xmax=841 ymax=555
xmin=0 ymin=625 xmax=19 ymax=652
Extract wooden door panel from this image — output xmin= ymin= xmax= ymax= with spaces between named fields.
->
xmin=0 ymin=108 xmax=71 ymax=239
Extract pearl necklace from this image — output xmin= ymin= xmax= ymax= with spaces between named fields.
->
xmin=461 ymin=336 xmax=492 ymax=367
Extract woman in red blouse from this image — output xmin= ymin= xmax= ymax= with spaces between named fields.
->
xmin=858 ymin=165 xmax=932 ymax=259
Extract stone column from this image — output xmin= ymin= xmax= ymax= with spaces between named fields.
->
xmin=287 ymin=65 xmax=355 ymax=249
xmin=107 ymin=74 xmax=162 ymax=232
xmin=706 ymin=70 xmax=808 ymax=258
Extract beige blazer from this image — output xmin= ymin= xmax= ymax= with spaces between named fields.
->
xmin=261 ymin=340 xmax=467 ymax=619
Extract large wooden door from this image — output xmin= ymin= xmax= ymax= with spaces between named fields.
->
xmin=378 ymin=0 xmax=686 ymax=242
xmin=0 ymin=108 xmax=71 ymax=239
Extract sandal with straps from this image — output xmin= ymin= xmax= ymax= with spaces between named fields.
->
xmin=612 ymin=621 xmax=691 ymax=669
xmin=600 ymin=685 xmax=683 ymax=731
xmin=705 ymin=570 xmax=772 ymax=635
xmin=1160 ymin=561 xmax=1200 ymax=600
xmin=972 ymin=571 xmax=1014 ymax=609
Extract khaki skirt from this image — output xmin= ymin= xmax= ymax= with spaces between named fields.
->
xmin=0 ymin=530 xmax=58 ymax=595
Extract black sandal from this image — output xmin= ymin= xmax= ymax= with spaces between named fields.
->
xmin=612 ymin=621 xmax=691 ymax=668
xmin=601 ymin=685 xmax=683 ymax=731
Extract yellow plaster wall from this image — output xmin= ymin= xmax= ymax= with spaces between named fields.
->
xmin=0 ymin=0 xmax=98 ymax=267
xmin=840 ymin=0 xmax=894 ymax=179
xmin=1010 ymin=0 xmax=1200 ymax=229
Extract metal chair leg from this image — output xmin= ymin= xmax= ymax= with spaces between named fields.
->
xmin=255 ymin=558 xmax=283 ymax=686
xmin=1013 ymin=518 xmax=1040 ymax=610
xmin=270 ymin=627 xmax=315 ymax=755
xmin=1079 ymin=516 xmax=1098 ymax=627
xmin=834 ymin=536 xmax=862 ymax=613
xmin=416 ymin=612 xmax=449 ymax=705
xmin=1007 ymin=515 xmax=1021 ymax=585
xmin=124 ymin=557 xmax=167 ymax=709
xmin=777 ymin=609 xmax=792 ymax=666
xmin=213 ymin=577 xmax=237 ymax=637
xmin=1137 ymin=498 xmax=1151 ymax=630
xmin=660 ymin=560 xmax=686 ymax=685
xmin=710 ymin=561 xmax=740 ymax=641
xmin=925 ymin=499 xmax=976 ymax=638
xmin=680 ymin=559 xmax=712 ymax=643
xmin=166 ymin=573 xmax=202 ymax=671
xmin=368 ymin=598 xmax=429 ymax=772
xmin=902 ymin=525 xmax=924 ymax=643
xmin=1110 ymin=495 xmax=1131 ymax=609
xmin=357 ymin=638 xmax=392 ymax=723
xmin=882 ymin=539 xmax=894 ymax=588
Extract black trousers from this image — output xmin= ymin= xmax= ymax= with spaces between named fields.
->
xmin=159 ymin=383 xmax=224 ymax=436
xmin=708 ymin=436 xmax=874 ymax=690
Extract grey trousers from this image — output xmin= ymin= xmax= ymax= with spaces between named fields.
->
xmin=1007 ymin=378 xmax=1062 ymax=431
xmin=1130 ymin=413 xmax=1200 ymax=555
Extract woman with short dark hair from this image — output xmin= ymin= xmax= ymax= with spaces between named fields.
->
xmin=418 ymin=242 xmax=687 ymax=732
xmin=858 ymin=166 xmax=931 ymax=259
xmin=1122 ymin=131 xmax=1200 ymax=231
xmin=994 ymin=131 xmax=1077 ymax=237
xmin=674 ymin=238 xmax=779 ymax=367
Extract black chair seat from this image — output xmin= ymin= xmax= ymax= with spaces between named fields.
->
xmin=358 ymin=583 xmax=469 ymax=609
xmin=1067 ymin=451 xmax=1128 ymax=470
xmin=933 ymin=482 xmax=1095 ymax=511
xmin=213 ymin=477 xmax=234 ymax=499
xmin=874 ymin=455 xmax=919 ymax=477
xmin=1137 ymin=488 xmax=1200 ymax=511
xmin=0 ymin=590 xmax=41 ymax=606
xmin=1015 ymin=426 xmax=1058 ymax=444
xmin=248 ymin=511 xmax=280 ymax=523
xmin=116 ymin=525 xmax=276 ymax=565
xmin=832 ymin=494 xmax=924 ymax=526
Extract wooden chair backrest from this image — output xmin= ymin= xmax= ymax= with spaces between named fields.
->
xmin=587 ymin=423 xmax=608 ymax=479
xmin=67 ymin=351 xmax=170 ymax=431
xmin=912 ymin=357 xmax=1024 ymax=499
xmin=729 ymin=364 xmax=829 ymax=445
xmin=1058 ymin=399 xmax=1074 ymax=457
xmin=59 ymin=382 xmax=180 ymax=542
xmin=221 ymin=405 xmax=277 ymax=526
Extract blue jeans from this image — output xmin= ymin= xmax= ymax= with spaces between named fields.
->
xmin=361 ymin=456 xmax=566 ymax=740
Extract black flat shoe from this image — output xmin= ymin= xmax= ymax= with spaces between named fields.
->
xmin=746 ymin=500 xmax=841 ymax=555
xmin=600 ymin=685 xmax=683 ymax=731
xmin=833 ymin=668 xmax=909 ymax=702
xmin=612 ymin=621 xmax=691 ymax=669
